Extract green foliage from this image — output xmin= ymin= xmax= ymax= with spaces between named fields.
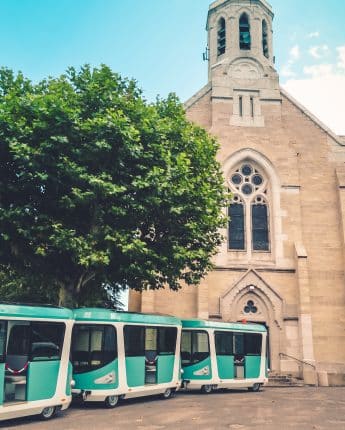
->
xmin=0 ymin=268 xmax=59 ymax=304
xmin=0 ymin=65 xmax=228 ymax=307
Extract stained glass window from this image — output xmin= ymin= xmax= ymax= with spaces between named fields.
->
xmin=228 ymin=163 xmax=270 ymax=252
xmin=229 ymin=202 xmax=245 ymax=250
xmin=252 ymin=204 xmax=269 ymax=251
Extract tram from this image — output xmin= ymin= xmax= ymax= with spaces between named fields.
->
xmin=71 ymin=309 xmax=182 ymax=407
xmin=0 ymin=305 xmax=268 ymax=423
xmin=181 ymin=319 xmax=268 ymax=393
xmin=0 ymin=303 xmax=74 ymax=421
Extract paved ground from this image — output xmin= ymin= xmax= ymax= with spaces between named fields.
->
xmin=1 ymin=387 xmax=345 ymax=430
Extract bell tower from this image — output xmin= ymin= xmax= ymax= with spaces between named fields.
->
xmin=206 ymin=0 xmax=280 ymax=127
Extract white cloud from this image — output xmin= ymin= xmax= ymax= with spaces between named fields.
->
xmin=303 ymin=64 xmax=334 ymax=78
xmin=309 ymin=44 xmax=329 ymax=59
xmin=289 ymin=45 xmax=300 ymax=62
xmin=281 ymin=64 xmax=296 ymax=78
xmin=307 ymin=32 xmax=320 ymax=39
xmin=337 ymin=46 xmax=345 ymax=69
xmin=283 ymin=71 xmax=345 ymax=135
xmin=279 ymin=41 xmax=345 ymax=136
xmin=280 ymin=45 xmax=301 ymax=77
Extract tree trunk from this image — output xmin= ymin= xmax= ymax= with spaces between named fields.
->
xmin=58 ymin=284 xmax=77 ymax=308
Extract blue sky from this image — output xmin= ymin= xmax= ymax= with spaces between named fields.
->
xmin=0 ymin=0 xmax=344 ymax=134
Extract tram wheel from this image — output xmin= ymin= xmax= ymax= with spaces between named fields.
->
xmin=162 ymin=388 xmax=174 ymax=399
xmin=39 ymin=406 xmax=57 ymax=420
xmin=248 ymin=383 xmax=261 ymax=392
xmin=105 ymin=395 xmax=119 ymax=408
xmin=201 ymin=384 xmax=213 ymax=394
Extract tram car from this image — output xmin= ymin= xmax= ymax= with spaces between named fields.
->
xmin=0 ymin=305 xmax=268 ymax=423
xmin=180 ymin=319 xmax=268 ymax=393
xmin=0 ymin=303 xmax=74 ymax=421
xmin=71 ymin=309 xmax=182 ymax=407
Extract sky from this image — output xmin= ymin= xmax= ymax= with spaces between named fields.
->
xmin=0 ymin=0 xmax=344 ymax=134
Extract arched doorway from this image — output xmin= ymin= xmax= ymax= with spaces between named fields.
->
xmin=220 ymin=269 xmax=284 ymax=372
xmin=238 ymin=298 xmax=271 ymax=369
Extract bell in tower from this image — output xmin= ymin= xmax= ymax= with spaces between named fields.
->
xmin=239 ymin=13 xmax=251 ymax=50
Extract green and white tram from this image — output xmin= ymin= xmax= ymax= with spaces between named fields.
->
xmin=0 ymin=303 xmax=74 ymax=421
xmin=71 ymin=309 xmax=182 ymax=407
xmin=181 ymin=319 xmax=268 ymax=393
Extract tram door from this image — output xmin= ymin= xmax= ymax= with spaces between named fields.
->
xmin=234 ymin=333 xmax=245 ymax=378
xmin=247 ymin=322 xmax=270 ymax=369
xmin=233 ymin=332 xmax=263 ymax=379
xmin=124 ymin=326 xmax=146 ymax=387
xmin=124 ymin=326 xmax=177 ymax=388
xmin=144 ymin=327 xmax=177 ymax=385
xmin=4 ymin=321 xmax=64 ymax=403
xmin=215 ymin=331 xmax=234 ymax=379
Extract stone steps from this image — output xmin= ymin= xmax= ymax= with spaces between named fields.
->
xmin=267 ymin=373 xmax=305 ymax=387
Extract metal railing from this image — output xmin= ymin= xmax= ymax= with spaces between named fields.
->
xmin=279 ymin=353 xmax=316 ymax=369
xmin=279 ymin=352 xmax=318 ymax=387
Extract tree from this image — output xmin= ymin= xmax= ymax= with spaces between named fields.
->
xmin=0 ymin=65 xmax=228 ymax=307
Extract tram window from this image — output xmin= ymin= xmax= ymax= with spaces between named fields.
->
xmin=234 ymin=333 xmax=245 ymax=355
xmin=30 ymin=322 xmax=65 ymax=360
xmin=124 ymin=325 xmax=145 ymax=357
xmin=158 ymin=327 xmax=177 ymax=355
xmin=7 ymin=325 xmax=30 ymax=356
xmin=0 ymin=321 xmax=6 ymax=363
xmin=245 ymin=333 xmax=262 ymax=355
xmin=181 ymin=330 xmax=209 ymax=366
xmin=215 ymin=331 xmax=234 ymax=356
xmin=72 ymin=325 xmax=117 ymax=373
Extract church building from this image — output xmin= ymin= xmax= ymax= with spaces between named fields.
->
xmin=130 ymin=0 xmax=345 ymax=386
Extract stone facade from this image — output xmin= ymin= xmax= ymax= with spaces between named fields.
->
xmin=129 ymin=0 xmax=345 ymax=386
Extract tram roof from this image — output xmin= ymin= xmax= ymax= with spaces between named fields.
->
xmin=181 ymin=319 xmax=267 ymax=332
xmin=0 ymin=303 xmax=74 ymax=320
xmin=73 ymin=308 xmax=181 ymax=326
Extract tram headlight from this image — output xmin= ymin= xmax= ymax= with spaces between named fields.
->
xmin=71 ymin=379 xmax=76 ymax=387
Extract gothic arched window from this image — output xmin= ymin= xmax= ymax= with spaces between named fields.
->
xmin=252 ymin=196 xmax=269 ymax=251
xmin=228 ymin=163 xmax=270 ymax=252
xmin=228 ymin=196 xmax=245 ymax=250
xmin=262 ymin=20 xmax=269 ymax=58
xmin=217 ymin=17 xmax=226 ymax=56
xmin=239 ymin=13 xmax=251 ymax=50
